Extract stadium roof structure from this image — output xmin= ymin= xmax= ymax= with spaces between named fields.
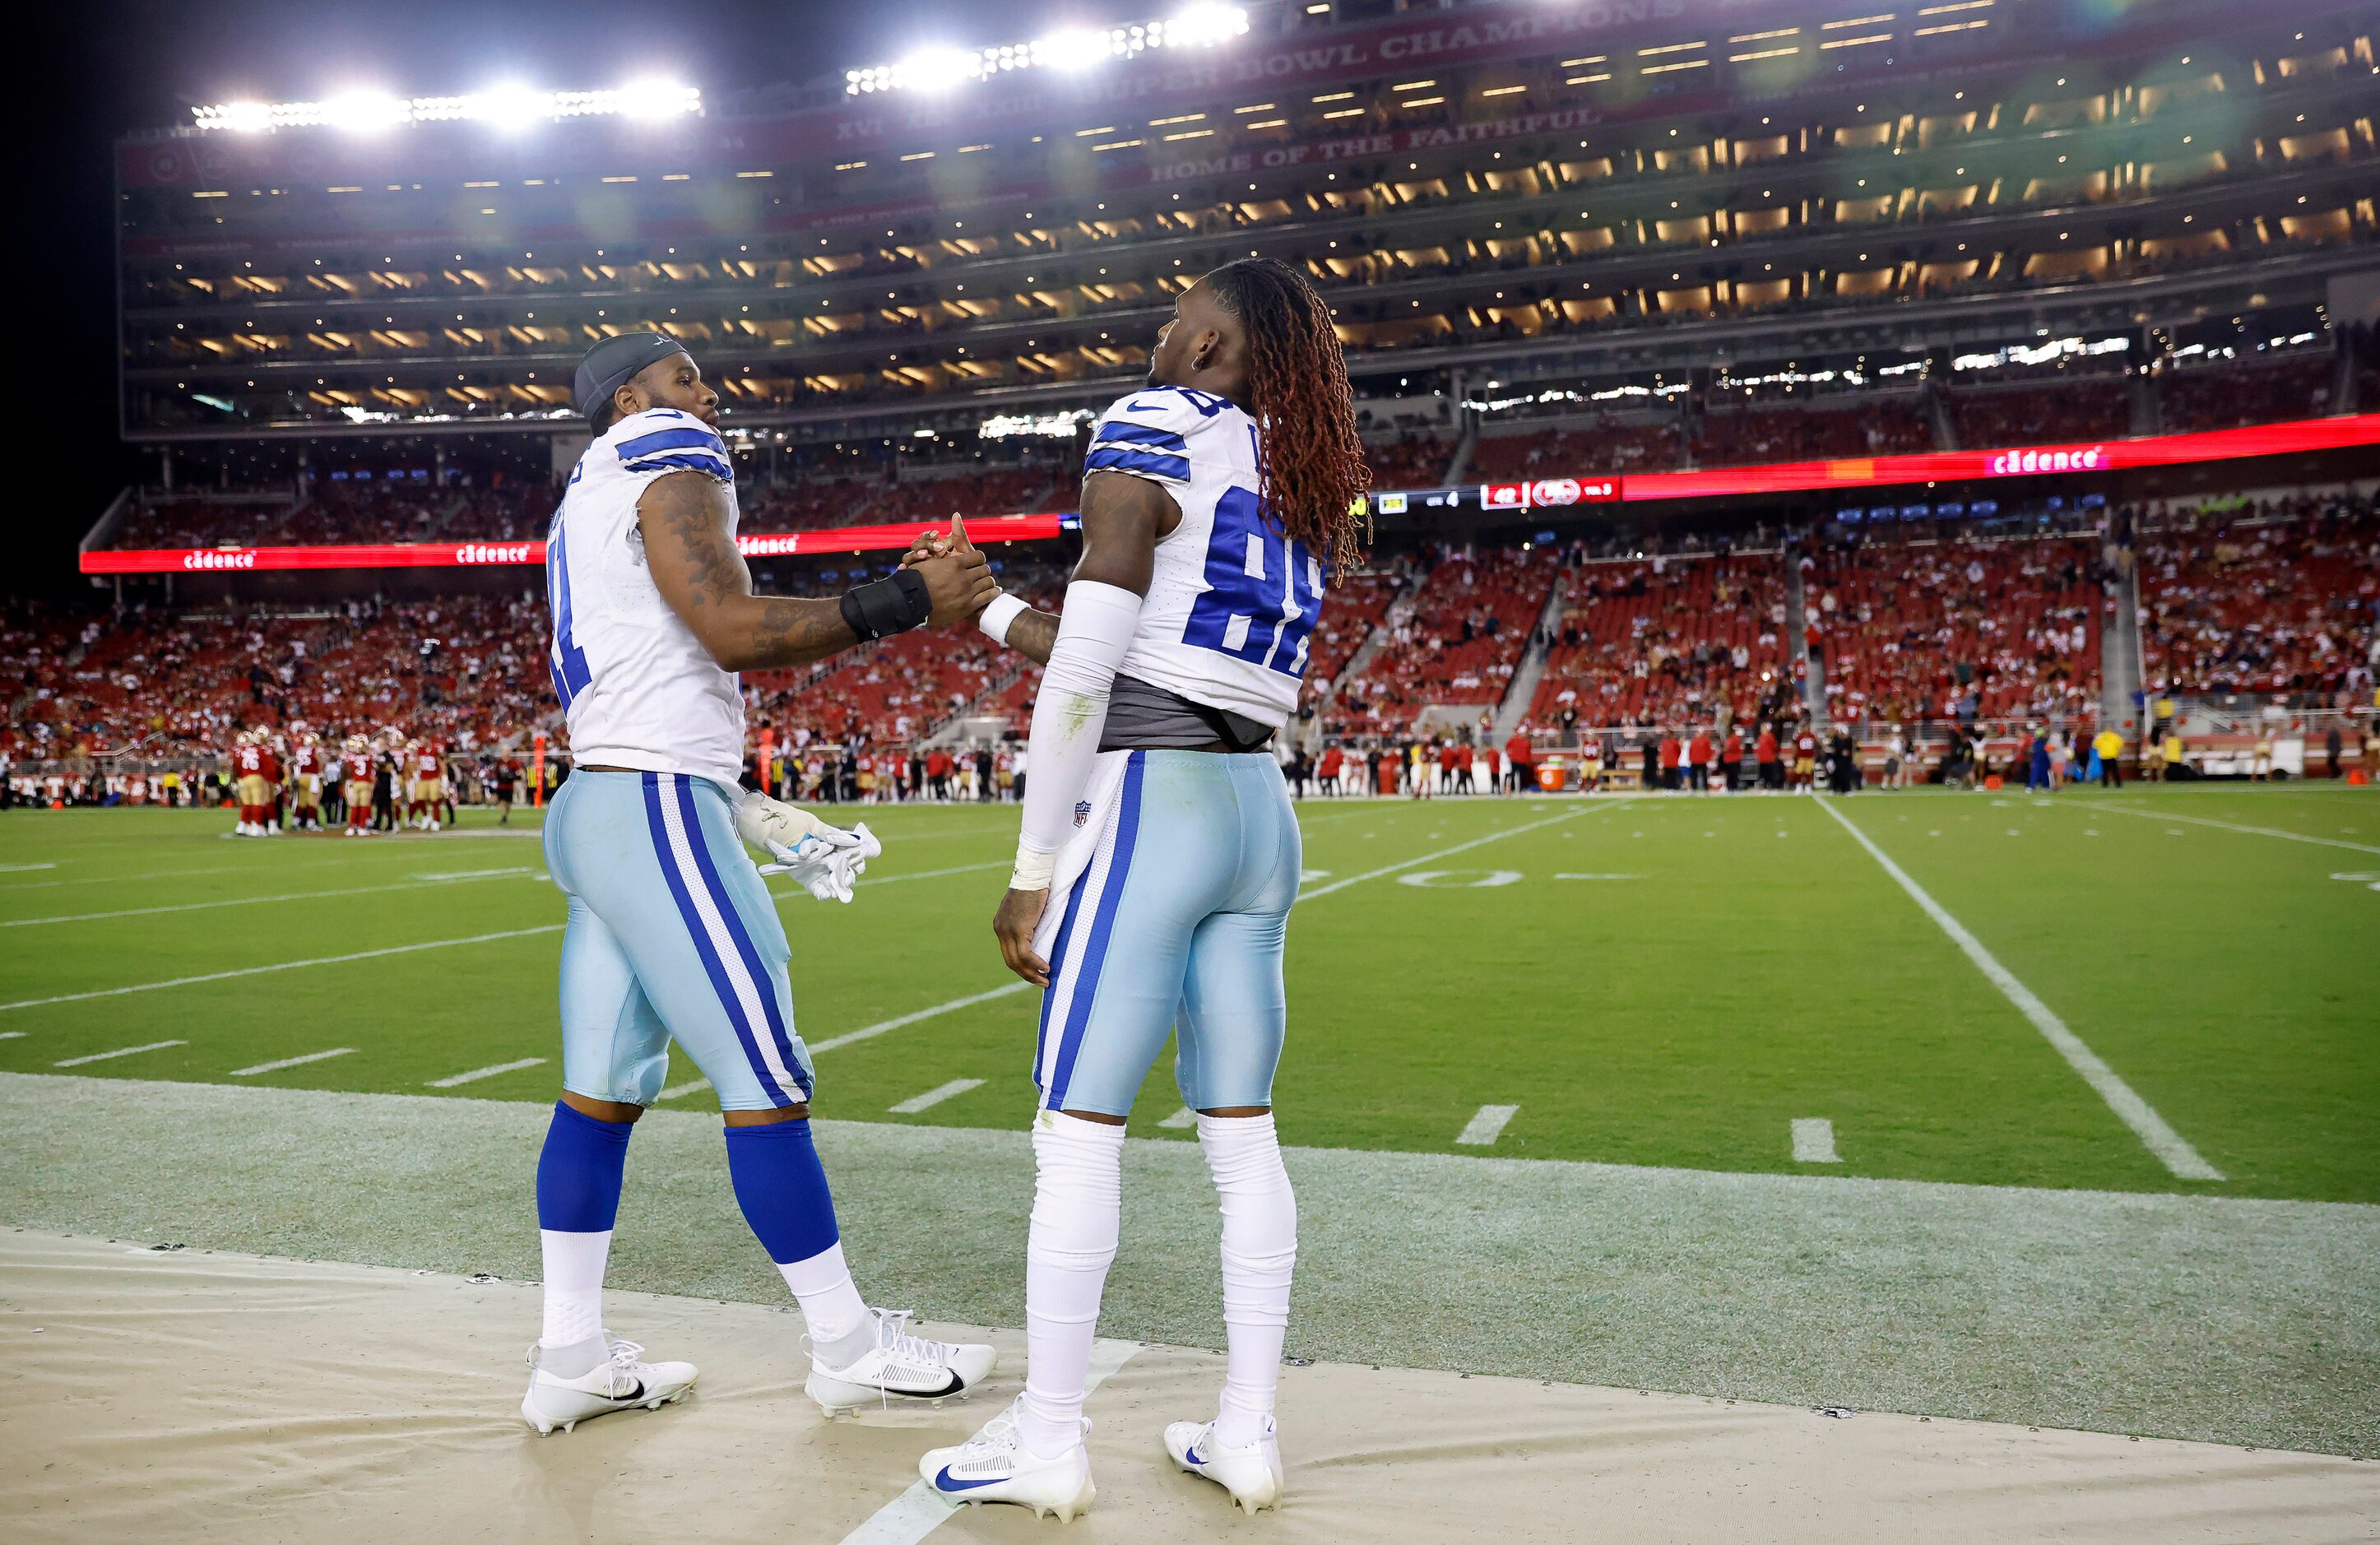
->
xmin=109 ymin=0 xmax=2380 ymax=494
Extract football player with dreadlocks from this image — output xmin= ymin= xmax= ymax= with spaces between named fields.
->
xmin=916 ymin=258 xmax=1371 ymax=1520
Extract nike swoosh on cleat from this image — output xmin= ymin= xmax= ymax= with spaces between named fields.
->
xmin=890 ymin=1371 xmax=967 ymax=1399
xmin=934 ymin=1467 xmax=1004 ymax=1492
xmin=609 ymin=1380 xmax=645 ymax=1402
xmin=1186 ymin=1446 xmax=1204 ymax=1465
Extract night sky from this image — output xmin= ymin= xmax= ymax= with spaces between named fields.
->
xmin=37 ymin=0 xmax=1109 ymax=596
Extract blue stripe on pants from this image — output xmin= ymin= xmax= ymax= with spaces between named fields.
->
xmin=641 ymin=772 xmax=793 ymax=1107
xmin=1044 ymin=752 xmax=1147 ymax=1110
xmin=670 ymin=775 xmax=810 ymax=1099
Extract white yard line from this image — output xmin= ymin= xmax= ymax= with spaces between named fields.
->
xmin=1792 ymin=1118 xmax=1842 ymax=1164
xmin=0 ymin=925 xmax=564 ymax=1014
xmin=1818 ymin=799 xmax=2224 ymax=1181
xmin=1301 ymin=805 xmax=1617 ymax=899
xmin=807 ymin=982 xmax=1032 ymax=1054
xmin=888 ymin=1078 xmax=984 ymax=1115
xmin=53 ymin=1040 xmax=187 ymax=1068
xmin=655 ymin=1077 xmax=712 ymax=1102
xmin=1455 ymin=1104 xmax=1519 ymax=1146
xmin=1159 ymin=1106 xmax=1195 ymax=1130
xmin=426 ymin=1057 xmax=546 ymax=1088
xmin=0 ymin=1032 xmax=23 ymax=1041
xmin=0 ymin=870 xmax=536 ymax=928
xmin=230 ymin=1048 xmax=356 ymax=1077
xmin=836 ymin=1338 xmax=1141 ymax=1545
xmin=768 ymin=861 xmax=1010 ymax=897
xmin=2094 ymin=803 xmax=2380 ymax=856
xmin=0 ymin=856 xmax=393 ymax=893
xmin=861 ymin=861 xmax=1012 ymax=884
xmin=0 ymin=862 xmax=57 ymax=873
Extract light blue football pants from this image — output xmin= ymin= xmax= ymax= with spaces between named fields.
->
xmin=544 ymin=770 xmax=814 ymax=1111
xmin=1034 ymin=749 xmax=1301 ymax=1117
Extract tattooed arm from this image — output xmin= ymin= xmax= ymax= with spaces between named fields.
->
xmin=638 ymin=471 xmax=996 ymax=672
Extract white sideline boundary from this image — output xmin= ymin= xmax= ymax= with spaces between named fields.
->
xmin=837 ymin=1338 xmax=1141 ymax=1545
xmin=0 ymin=926 xmax=564 ymax=1014
xmin=1818 ymin=799 xmax=2223 ymax=1181
xmin=1301 ymin=804 xmax=1618 ymax=899
xmin=0 ymin=870 xmax=538 ymax=928
xmin=2094 ymin=803 xmax=2380 ymax=856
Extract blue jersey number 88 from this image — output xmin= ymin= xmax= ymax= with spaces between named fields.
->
xmin=1181 ymin=485 xmax=1324 ymax=679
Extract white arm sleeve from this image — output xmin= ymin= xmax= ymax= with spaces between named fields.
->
xmin=1013 ymin=580 xmax=1144 ymax=888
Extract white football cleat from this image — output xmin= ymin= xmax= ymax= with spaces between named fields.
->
xmin=920 ymin=1398 xmax=1096 ymax=1522
xmin=519 ymin=1334 xmax=697 ymax=1435
xmin=805 ymin=1306 xmax=996 ymax=1414
xmin=1164 ymin=1416 xmax=1284 ymax=1515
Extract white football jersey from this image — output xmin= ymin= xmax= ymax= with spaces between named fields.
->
xmin=1085 ymin=386 xmax=1325 ymax=729
xmin=547 ymin=408 xmax=745 ymax=785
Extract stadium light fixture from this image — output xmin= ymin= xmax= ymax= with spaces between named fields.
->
xmin=191 ymin=81 xmax=702 ymax=132
xmin=845 ymin=6 xmax=1247 ymax=95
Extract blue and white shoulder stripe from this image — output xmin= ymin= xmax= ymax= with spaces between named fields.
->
xmin=1083 ymin=390 xmax=1213 ymax=488
xmin=613 ymin=410 xmax=732 ymax=483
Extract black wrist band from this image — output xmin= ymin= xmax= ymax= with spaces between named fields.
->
xmin=839 ymin=568 xmax=933 ymax=641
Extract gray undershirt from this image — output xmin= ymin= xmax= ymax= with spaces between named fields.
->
xmin=1098 ymin=674 xmax=1273 ymax=752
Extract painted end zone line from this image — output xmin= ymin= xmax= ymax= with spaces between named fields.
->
xmin=1302 ymin=803 xmax=1617 ymax=899
xmin=0 ymin=926 xmax=564 ymax=1014
xmin=1817 ymin=799 xmax=2223 ymax=1181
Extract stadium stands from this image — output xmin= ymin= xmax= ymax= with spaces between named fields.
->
xmin=1806 ymin=535 xmax=2106 ymax=726
xmin=2 ymin=596 xmax=550 ymax=759
xmin=1692 ymin=397 xmax=1934 ymax=465
xmin=1362 ymin=433 xmax=1455 ymax=489
xmin=1329 ymin=547 xmax=1558 ymax=733
xmin=1468 ymin=418 xmax=1682 ymax=480
xmin=1530 ymin=554 xmax=1789 ymax=729
xmin=2157 ymin=355 xmax=2338 ymax=433
xmin=2139 ymin=491 xmax=2380 ymax=694
xmin=1949 ymin=378 xmax=2132 ymax=448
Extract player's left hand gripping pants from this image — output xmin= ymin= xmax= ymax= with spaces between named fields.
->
xmin=1034 ymin=749 xmax=1302 ymax=1118
xmin=545 ymin=770 xmax=815 ymax=1111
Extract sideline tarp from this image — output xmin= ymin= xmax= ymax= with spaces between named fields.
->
xmin=3 ymin=1231 xmax=2372 ymax=1544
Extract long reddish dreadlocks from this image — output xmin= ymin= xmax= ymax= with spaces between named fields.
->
xmin=1202 ymin=258 xmax=1373 ymax=573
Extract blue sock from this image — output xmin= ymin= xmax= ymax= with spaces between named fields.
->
xmin=724 ymin=1119 xmax=840 ymax=1264
xmin=536 ymin=1100 xmax=633 ymax=1233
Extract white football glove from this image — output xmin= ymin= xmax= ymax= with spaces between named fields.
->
xmin=734 ymin=791 xmax=880 ymax=904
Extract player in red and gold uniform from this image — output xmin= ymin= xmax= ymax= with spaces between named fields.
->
xmin=406 ymin=740 xmax=446 ymax=831
xmin=290 ymin=731 xmax=326 ymax=832
xmin=341 ymin=735 xmax=377 ymax=836
xmin=231 ymin=730 xmax=277 ymax=837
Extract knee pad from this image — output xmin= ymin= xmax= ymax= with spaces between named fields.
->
xmin=1026 ymin=1114 xmax=1125 ymax=1290
xmin=1197 ymin=1113 xmax=1297 ymax=1317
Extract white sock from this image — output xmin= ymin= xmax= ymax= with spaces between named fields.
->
xmin=1198 ymin=1111 xmax=1297 ymax=1449
xmin=1018 ymin=1112 xmax=1125 ymax=1456
xmin=539 ymin=1227 xmax=611 ymax=1350
xmin=779 ymin=1241 xmax=870 ymax=1355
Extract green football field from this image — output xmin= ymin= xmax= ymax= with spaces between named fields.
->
xmin=2 ymin=780 xmax=2373 ymax=1204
